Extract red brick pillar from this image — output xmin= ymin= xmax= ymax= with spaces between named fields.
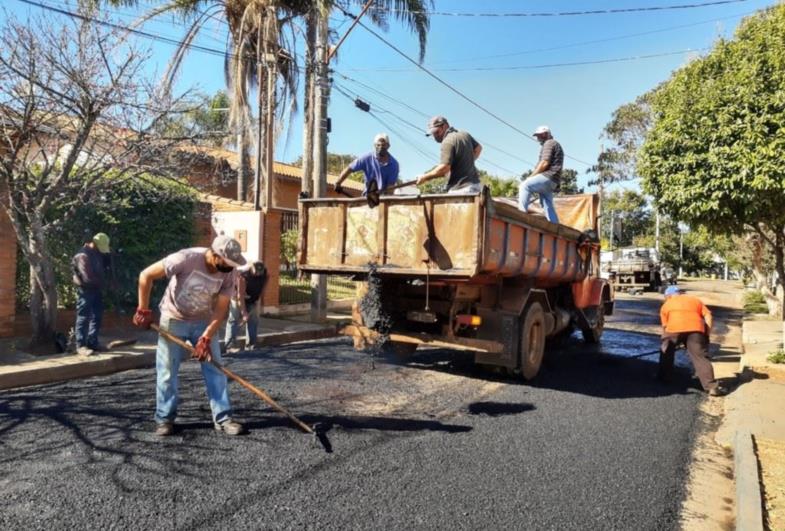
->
xmin=262 ymin=210 xmax=281 ymax=309
xmin=0 ymin=212 xmax=17 ymax=337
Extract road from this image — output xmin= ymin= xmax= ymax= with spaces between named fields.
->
xmin=0 ymin=291 xmax=723 ymax=530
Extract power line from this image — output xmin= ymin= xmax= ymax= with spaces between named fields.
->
xmin=422 ymin=10 xmax=756 ymax=65
xmin=334 ymin=79 xmax=535 ymax=167
xmin=336 ymin=5 xmax=593 ymax=167
xmin=369 ymin=0 xmax=749 ymax=17
xmin=346 ymin=47 xmax=709 ymax=73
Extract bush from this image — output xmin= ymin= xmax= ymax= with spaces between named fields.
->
xmin=15 ymin=174 xmax=197 ymax=312
xmin=768 ymin=350 xmax=785 ymax=364
xmin=743 ymin=290 xmax=769 ymax=314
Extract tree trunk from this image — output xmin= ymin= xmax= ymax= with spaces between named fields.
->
xmin=301 ymin=11 xmax=316 ymax=198
xmin=26 ymin=239 xmax=58 ymax=354
xmin=773 ymin=230 xmax=785 ymax=347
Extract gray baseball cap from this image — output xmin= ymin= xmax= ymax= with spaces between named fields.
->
xmin=211 ymin=235 xmax=247 ymax=268
xmin=426 ymin=115 xmax=448 ymax=136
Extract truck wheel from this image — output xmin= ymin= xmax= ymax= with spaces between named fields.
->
xmin=581 ymin=304 xmax=605 ymax=344
xmin=520 ymin=302 xmax=546 ymax=380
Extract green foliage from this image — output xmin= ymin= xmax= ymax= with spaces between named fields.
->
xmin=290 ymin=152 xmax=359 ymax=178
xmin=15 ymin=175 xmax=197 ymax=312
xmin=743 ymin=290 xmax=769 ymax=314
xmin=558 ymin=169 xmax=583 ymax=195
xmin=589 ymin=93 xmax=653 ymax=186
xmin=280 ymin=228 xmax=299 ymax=270
xmin=639 ymin=5 xmax=785 ymax=234
xmin=767 ymin=349 xmax=785 ymax=364
xmin=155 ymin=91 xmax=230 ymax=146
xmin=602 ymin=189 xmax=652 ymax=248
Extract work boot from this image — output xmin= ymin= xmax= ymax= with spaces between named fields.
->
xmin=89 ymin=343 xmax=107 ymax=353
xmin=155 ymin=422 xmax=174 ymax=437
xmin=708 ymin=385 xmax=728 ymax=397
xmin=214 ymin=419 xmax=245 ymax=436
xmin=76 ymin=346 xmax=95 ymax=357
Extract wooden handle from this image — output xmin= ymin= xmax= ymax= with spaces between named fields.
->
xmin=151 ymin=324 xmax=314 ymax=434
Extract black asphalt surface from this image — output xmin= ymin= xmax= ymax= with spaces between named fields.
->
xmin=1 ymin=298 xmax=709 ymax=530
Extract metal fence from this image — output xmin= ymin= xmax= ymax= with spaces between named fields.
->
xmin=281 ymin=211 xmax=298 ymax=233
xmin=278 ymin=271 xmax=356 ymax=306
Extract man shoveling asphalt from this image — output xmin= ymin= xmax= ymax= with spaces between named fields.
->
xmin=659 ymin=285 xmax=727 ymax=396
xmin=133 ymin=235 xmax=247 ymax=436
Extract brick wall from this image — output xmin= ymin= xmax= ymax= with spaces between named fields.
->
xmin=0 ymin=211 xmax=17 ymax=337
xmin=262 ymin=210 xmax=281 ymax=307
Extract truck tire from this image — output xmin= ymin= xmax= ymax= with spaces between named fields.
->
xmin=520 ymin=302 xmax=546 ymax=380
xmin=581 ymin=304 xmax=605 ymax=344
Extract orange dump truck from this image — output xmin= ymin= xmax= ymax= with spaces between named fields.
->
xmin=298 ymin=189 xmax=614 ymax=380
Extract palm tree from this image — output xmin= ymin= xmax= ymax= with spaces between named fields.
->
xmin=96 ymin=1 xmax=432 ymax=201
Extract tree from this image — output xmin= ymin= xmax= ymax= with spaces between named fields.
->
xmin=639 ymin=5 xmax=785 ymax=322
xmin=602 ymin=190 xmax=652 ymax=248
xmin=0 ymin=11 xmax=194 ymax=351
xmin=557 ymin=168 xmax=583 ymax=195
xmin=588 ymin=94 xmax=653 ymax=187
xmin=155 ymin=91 xmax=230 ymax=147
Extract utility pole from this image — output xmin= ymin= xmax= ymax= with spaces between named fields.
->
xmin=254 ymin=22 xmax=263 ymax=211
xmin=310 ymin=5 xmax=329 ymax=322
xmin=264 ymin=9 xmax=276 ymax=211
xmin=237 ymin=114 xmax=246 ymax=201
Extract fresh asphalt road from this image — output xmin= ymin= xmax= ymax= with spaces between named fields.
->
xmin=1 ymin=297 xmax=708 ymax=530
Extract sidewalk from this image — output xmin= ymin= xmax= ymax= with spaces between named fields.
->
xmin=0 ymin=312 xmax=350 ymax=391
xmin=717 ymin=316 xmax=785 ymax=530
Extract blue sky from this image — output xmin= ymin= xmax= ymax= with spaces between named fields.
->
xmin=4 ymin=0 xmax=780 ymax=191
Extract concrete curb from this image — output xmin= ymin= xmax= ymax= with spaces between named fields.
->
xmin=734 ymin=430 xmax=764 ymax=531
xmin=0 ymin=325 xmax=339 ymax=391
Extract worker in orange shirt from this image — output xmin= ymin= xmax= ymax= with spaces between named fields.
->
xmin=659 ymin=286 xmax=727 ymax=396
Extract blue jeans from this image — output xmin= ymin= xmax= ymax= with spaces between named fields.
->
xmin=518 ymin=174 xmax=559 ymax=223
xmin=224 ymin=300 xmax=260 ymax=348
xmin=75 ymin=287 xmax=102 ymax=348
xmin=155 ymin=315 xmax=232 ymax=424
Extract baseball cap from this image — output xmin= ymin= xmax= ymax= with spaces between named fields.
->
xmin=533 ymin=125 xmax=551 ymax=136
xmin=664 ymin=286 xmax=683 ymax=297
xmin=92 ymin=233 xmax=110 ymax=254
xmin=425 ymin=115 xmax=448 ymax=136
xmin=211 ymin=235 xmax=247 ymax=268
xmin=373 ymin=133 xmax=390 ymax=145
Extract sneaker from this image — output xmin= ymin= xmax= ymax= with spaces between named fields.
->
xmin=89 ymin=343 xmax=107 ymax=353
xmin=708 ymin=386 xmax=728 ymax=397
xmin=214 ymin=419 xmax=245 ymax=436
xmin=76 ymin=346 xmax=95 ymax=357
xmin=155 ymin=422 xmax=174 ymax=437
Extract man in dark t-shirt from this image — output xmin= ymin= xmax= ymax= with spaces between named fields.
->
xmin=224 ymin=261 xmax=267 ymax=351
xmin=518 ymin=125 xmax=563 ymax=223
xmin=416 ymin=115 xmax=483 ymax=193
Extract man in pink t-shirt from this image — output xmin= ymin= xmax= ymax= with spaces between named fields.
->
xmin=133 ymin=235 xmax=248 ymax=436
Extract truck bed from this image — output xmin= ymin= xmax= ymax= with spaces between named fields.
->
xmin=298 ymin=190 xmax=599 ymax=283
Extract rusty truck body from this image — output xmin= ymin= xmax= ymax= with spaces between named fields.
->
xmin=298 ymin=189 xmax=614 ymax=380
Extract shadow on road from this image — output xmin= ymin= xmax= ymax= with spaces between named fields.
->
xmin=467 ymin=401 xmax=535 ymax=416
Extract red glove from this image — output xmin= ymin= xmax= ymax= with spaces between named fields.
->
xmin=193 ymin=336 xmax=212 ymax=362
xmin=133 ymin=308 xmax=154 ymax=329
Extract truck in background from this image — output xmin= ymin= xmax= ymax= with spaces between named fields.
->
xmin=298 ymin=189 xmax=613 ymax=380
xmin=600 ymin=247 xmax=672 ymax=293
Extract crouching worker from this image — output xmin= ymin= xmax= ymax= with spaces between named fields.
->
xmin=659 ymin=286 xmax=727 ymax=396
xmin=133 ymin=235 xmax=248 ymax=436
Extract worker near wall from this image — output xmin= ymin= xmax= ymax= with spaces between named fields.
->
xmin=133 ymin=235 xmax=247 ymax=436
xmin=659 ymin=286 xmax=727 ymax=396
xmin=518 ymin=125 xmax=563 ymax=223
xmin=416 ymin=115 xmax=483 ymax=194
xmin=335 ymin=133 xmax=399 ymax=195
xmin=71 ymin=232 xmax=111 ymax=357
xmin=224 ymin=261 xmax=267 ymax=352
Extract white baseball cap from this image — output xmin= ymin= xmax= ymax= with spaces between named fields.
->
xmin=373 ymin=133 xmax=390 ymax=145
xmin=533 ymin=125 xmax=551 ymax=136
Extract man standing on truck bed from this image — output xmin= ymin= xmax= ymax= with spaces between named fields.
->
xmin=659 ymin=286 xmax=727 ymax=396
xmin=335 ymin=133 xmax=399 ymax=196
xmin=416 ymin=115 xmax=483 ymax=193
xmin=518 ymin=125 xmax=563 ymax=224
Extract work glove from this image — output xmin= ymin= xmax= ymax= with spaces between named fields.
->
xmin=334 ymin=183 xmax=344 ymax=195
xmin=193 ymin=336 xmax=213 ymax=362
xmin=132 ymin=308 xmax=155 ymax=329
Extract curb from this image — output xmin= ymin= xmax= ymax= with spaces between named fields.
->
xmin=0 ymin=325 xmax=339 ymax=391
xmin=734 ymin=430 xmax=764 ymax=531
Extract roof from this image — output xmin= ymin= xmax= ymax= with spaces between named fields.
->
xmin=175 ymin=145 xmax=364 ymax=191
xmin=199 ymin=193 xmax=256 ymax=211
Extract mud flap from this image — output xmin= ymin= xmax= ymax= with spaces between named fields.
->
xmin=474 ymin=309 xmax=519 ymax=368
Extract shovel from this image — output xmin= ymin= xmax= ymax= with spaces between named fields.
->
xmin=366 ymin=178 xmax=419 ymax=208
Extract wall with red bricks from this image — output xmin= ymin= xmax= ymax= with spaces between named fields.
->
xmin=0 ymin=211 xmax=17 ymax=337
